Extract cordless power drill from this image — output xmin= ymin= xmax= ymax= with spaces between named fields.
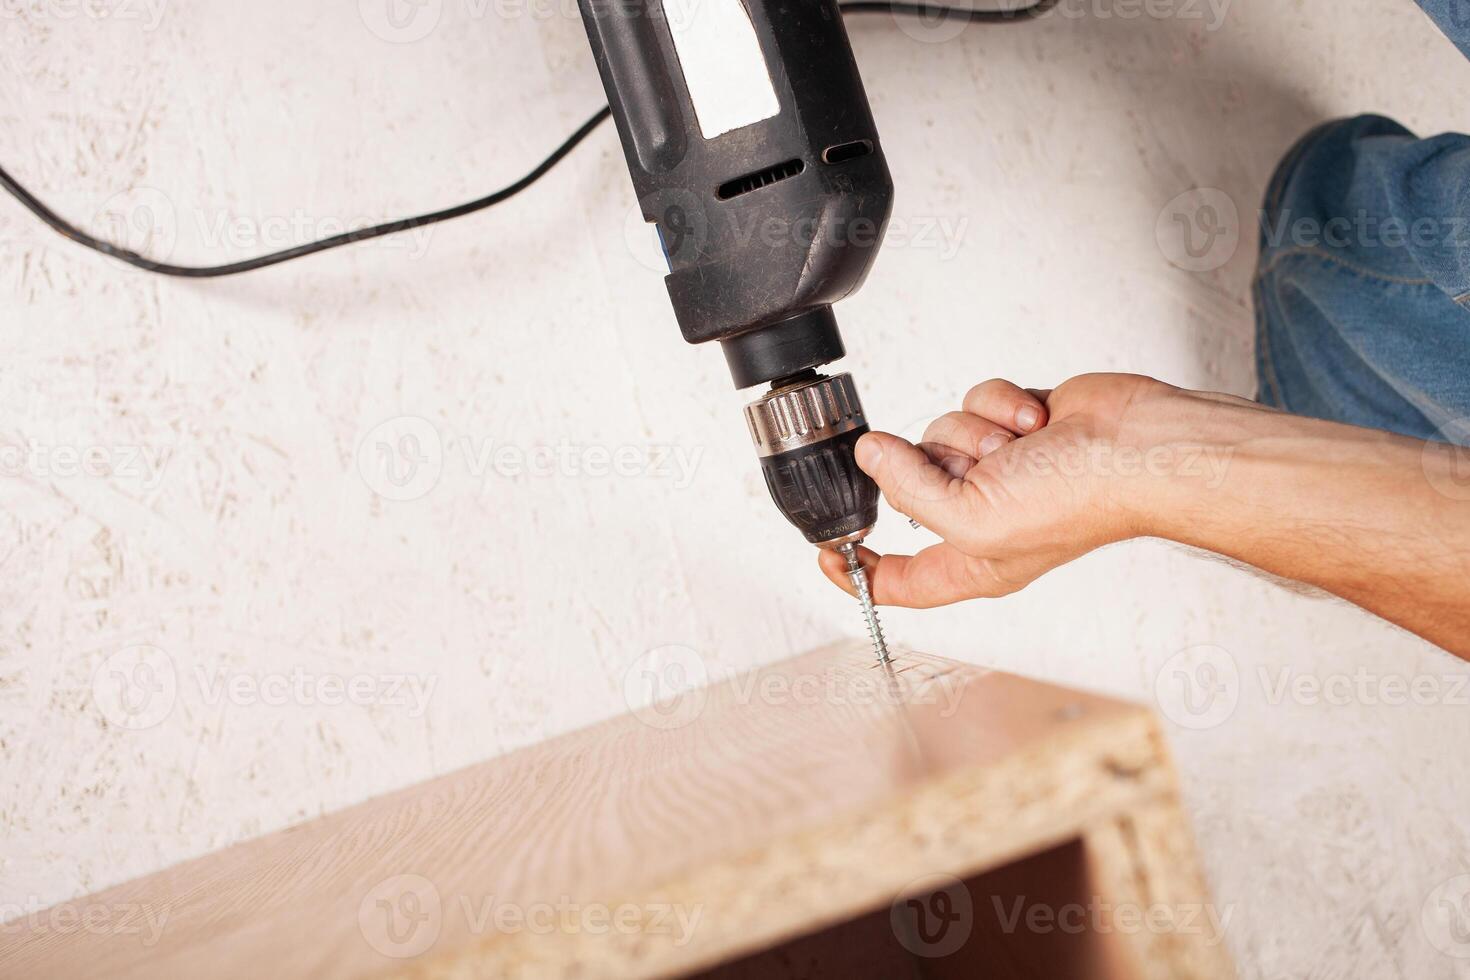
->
xmin=576 ymin=0 xmax=895 ymax=657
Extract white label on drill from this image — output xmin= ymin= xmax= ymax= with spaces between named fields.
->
xmin=662 ymin=0 xmax=780 ymax=140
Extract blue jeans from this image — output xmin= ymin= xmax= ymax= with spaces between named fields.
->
xmin=1254 ymin=114 xmax=1470 ymax=443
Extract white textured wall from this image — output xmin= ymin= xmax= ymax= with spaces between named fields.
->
xmin=2 ymin=0 xmax=1469 ymax=976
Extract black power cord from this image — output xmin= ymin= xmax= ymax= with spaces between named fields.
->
xmin=839 ymin=0 xmax=1058 ymax=21
xmin=0 ymin=0 xmax=1059 ymax=278
xmin=0 ymin=107 xmax=614 ymax=279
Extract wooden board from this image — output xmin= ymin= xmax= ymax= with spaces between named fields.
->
xmin=0 ymin=644 xmax=1235 ymax=979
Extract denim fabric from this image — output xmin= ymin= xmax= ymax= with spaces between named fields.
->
xmin=1416 ymin=0 xmax=1470 ymax=57
xmin=1254 ymin=111 xmax=1470 ymax=443
xmin=1251 ymin=3 xmax=1470 ymax=440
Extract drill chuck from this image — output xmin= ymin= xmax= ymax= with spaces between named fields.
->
xmin=744 ymin=372 xmax=880 ymax=549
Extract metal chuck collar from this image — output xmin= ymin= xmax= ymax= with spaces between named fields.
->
xmin=743 ymin=372 xmax=880 ymax=549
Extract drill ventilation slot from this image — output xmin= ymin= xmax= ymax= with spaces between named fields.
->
xmin=716 ymin=158 xmax=806 ymax=200
xmin=821 ymin=139 xmax=874 ymax=164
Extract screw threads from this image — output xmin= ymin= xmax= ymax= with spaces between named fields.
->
xmin=839 ymin=542 xmax=890 ymax=663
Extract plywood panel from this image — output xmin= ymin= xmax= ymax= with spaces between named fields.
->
xmin=0 ymin=644 xmax=1231 ymax=979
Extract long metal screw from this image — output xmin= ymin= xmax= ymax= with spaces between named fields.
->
xmin=839 ymin=542 xmax=890 ymax=663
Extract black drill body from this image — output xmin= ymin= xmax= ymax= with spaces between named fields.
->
xmin=576 ymin=0 xmax=892 ymax=549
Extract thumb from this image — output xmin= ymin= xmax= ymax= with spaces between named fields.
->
xmin=856 ymin=431 xmax=972 ymax=536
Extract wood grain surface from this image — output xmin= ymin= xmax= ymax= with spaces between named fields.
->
xmin=0 ymin=644 xmax=1233 ymax=979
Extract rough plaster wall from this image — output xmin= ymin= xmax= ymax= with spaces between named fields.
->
xmin=1 ymin=0 xmax=1468 ymax=976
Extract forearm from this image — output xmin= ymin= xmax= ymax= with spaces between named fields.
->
xmin=1129 ymin=390 xmax=1470 ymax=657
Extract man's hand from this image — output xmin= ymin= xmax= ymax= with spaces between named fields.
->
xmin=817 ymin=373 xmax=1179 ymax=606
xmin=818 ymin=372 xmax=1470 ymax=659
